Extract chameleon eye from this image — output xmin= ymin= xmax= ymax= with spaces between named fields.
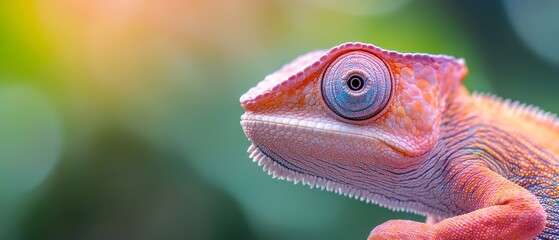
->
xmin=321 ymin=51 xmax=392 ymax=121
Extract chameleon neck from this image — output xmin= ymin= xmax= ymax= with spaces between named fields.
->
xmin=352 ymin=88 xmax=559 ymax=219
xmin=439 ymin=92 xmax=559 ymax=239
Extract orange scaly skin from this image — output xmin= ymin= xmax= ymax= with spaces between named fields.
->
xmin=240 ymin=42 xmax=559 ymax=239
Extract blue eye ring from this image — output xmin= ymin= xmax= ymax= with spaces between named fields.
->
xmin=321 ymin=51 xmax=393 ymax=121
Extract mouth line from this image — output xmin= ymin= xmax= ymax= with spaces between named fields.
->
xmin=242 ymin=114 xmax=376 ymax=138
xmin=240 ymin=113 xmax=403 ymax=153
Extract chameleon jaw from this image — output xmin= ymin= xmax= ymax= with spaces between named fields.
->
xmin=240 ymin=113 xmax=433 ymax=215
xmin=244 ymin=141 xmax=430 ymax=216
xmin=246 ymin=141 xmax=351 ymax=193
xmin=240 ymin=113 xmax=417 ymax=158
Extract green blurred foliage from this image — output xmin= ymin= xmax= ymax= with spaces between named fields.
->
xmin=19 ymin=129 xmax=255 ymax=240
xmin=0 ymin=0 xmax=558 ymax=240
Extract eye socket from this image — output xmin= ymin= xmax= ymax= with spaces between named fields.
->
xmin=321 ymin=51 xmax=392 ymax=121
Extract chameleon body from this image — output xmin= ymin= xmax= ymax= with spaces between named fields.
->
xmin=240 ymin=42 xmax=559 ymax=239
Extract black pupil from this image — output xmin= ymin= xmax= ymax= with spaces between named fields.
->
xmin=347 ymin=75 xmax=364 ymax=91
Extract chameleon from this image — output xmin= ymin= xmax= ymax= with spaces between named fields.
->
xmin=239 ymin=42 xmax=559 ymax=239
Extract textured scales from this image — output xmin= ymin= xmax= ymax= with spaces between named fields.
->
xmin=240 ymin=42 xmax=559 ymax=239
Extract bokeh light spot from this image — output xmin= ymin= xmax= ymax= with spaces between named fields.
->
xmin=504 ymin=0 xmax=559 ymax=66
xmin=0 ymin=85 xmax=63 ymax=201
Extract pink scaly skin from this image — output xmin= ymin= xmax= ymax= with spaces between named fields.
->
xmin=240 ymin=42 xmax=559 ymax=239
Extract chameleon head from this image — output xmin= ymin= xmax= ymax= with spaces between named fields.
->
xmin=240 ymin=42 xmax=467 ymax=197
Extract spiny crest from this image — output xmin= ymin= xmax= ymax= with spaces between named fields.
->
xmin=471 ymin=92 xmax=559 ymax=129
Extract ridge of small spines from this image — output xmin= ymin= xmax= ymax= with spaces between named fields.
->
xmin=331 ymin=42 xmax=459 ymax=63
xmin=246 ymin=143 xmax=425 ymax=215
xmin=472 ymin=92 xmax=559 ymax=129
xmin=241 ymin=42 xmax=460 ymax=106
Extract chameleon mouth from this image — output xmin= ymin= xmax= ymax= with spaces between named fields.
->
xmin=240 ymin=113 xmax=406 ymax=155
xmin=241 ymin=113 xmax=381 ymax=140
xmin=240 ymin=114 xmax=364 ymax=195
xmin=241 ymin=113 xmax=436 ymax=215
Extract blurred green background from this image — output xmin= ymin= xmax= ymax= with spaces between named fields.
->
xmin=1 ymin=0 xmax=559 ymax=239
